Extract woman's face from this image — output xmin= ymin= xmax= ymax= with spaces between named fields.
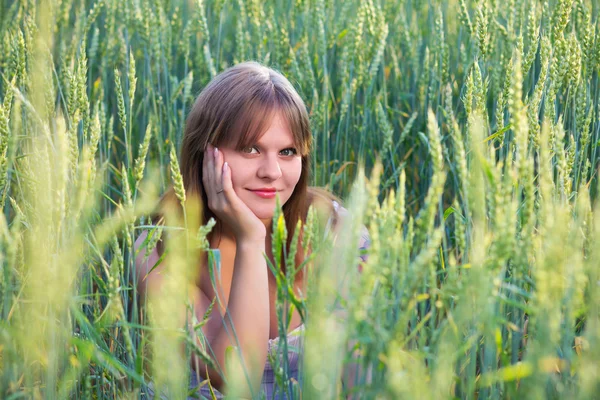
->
xmin=219 ymin=111 xmax=303 ymax=222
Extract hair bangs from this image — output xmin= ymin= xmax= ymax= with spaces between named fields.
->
xmin=217 ymin=87 xmax=278 ymax=152
xmin=219 ymin=87 xmax=310 ymax=156
xmin=276 ymin=90 xmax=311 ymax=157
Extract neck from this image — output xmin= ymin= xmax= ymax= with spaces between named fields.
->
xmin=262 ymin=218 xmax=274 ymax=232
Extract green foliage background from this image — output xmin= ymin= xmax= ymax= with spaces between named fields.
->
xmin=0 ymin=0 xmax=599 ymax=398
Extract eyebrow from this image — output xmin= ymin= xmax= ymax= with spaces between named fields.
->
xmin=254 ymin=141 xmax=297 ymax=148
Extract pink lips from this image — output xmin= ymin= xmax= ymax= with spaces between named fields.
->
xmin=249 ymin=188 xmax=277 ymax=199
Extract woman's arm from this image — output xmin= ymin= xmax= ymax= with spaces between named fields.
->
xmin=204 ymin=238 xmax=270 ymax=396
xmin=134 ymin=232 xmax=270 ymax=397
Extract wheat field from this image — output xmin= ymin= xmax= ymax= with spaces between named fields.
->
xmin=0 ymin=0 xmax=599 ymax=398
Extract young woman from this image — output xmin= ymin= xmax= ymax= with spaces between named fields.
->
xmin=135 ymin=61 xmax=369 ymax=399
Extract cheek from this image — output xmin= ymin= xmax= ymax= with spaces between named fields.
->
xmin=285 ymin=159 xmax=302 ymax=187
xmin=229 ymin=168 xmax=249 ymax=189
xmin=221 ymin=156 xmax=247 ymax=187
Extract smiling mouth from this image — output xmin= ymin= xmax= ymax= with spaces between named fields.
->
xmin=249 ymin=189 xmax=278 ymax=198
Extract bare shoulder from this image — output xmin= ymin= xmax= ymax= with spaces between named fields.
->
xmin=305 ymin=190 xmax=370 ymax=264
xmin=329 ymin=201 xmax=369 ymax=237
xmin=134 ymin=230 xmax=165 ymax=294
xmin=329 ymin=202 xmax=370 ymax=264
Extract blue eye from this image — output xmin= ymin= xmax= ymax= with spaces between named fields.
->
xmin=280 ymin=148 xmax=298 ymax=156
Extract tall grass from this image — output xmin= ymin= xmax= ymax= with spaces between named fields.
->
xmin=0 ymin=0 xmax=599 ymax=398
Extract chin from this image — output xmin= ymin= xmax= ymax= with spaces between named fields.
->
xmin=250 ymin=206 xmax=276 ymax=221
xmin=242 ymin=193 xmax=292 ymax=221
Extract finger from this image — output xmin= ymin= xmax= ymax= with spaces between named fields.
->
xmin=205 ymin=144 xmax=215 ymax=192
xmin=213 ymin=147 xmax=223 ymax=192
xmin=220 ymin=161 xmax=235 ymax=203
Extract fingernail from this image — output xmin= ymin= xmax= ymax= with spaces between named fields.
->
xmin=223 ymin=161 xmax=228 ymax=172
xmin=214 ymin=147 xmax=218 ymax=157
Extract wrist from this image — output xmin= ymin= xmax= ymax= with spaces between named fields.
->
xmin=235 ymin=236 xmax=266 ymax=250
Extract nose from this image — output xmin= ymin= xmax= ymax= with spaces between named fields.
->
xmin=257 ymin=154 xmax=282 ymax=180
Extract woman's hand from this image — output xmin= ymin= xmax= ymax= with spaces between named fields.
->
xmin=203 ymin=144 xmax=266 ymax=242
